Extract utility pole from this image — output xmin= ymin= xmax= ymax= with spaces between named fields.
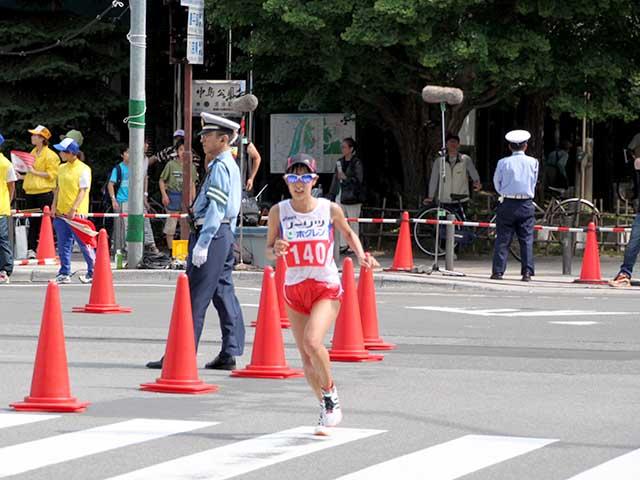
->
xmin=127 ymin=0 xmax=147 ymax=268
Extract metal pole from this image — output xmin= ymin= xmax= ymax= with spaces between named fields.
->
xmin=181 ymin=63 xmax=193 ymax=240
xmin=431 ymin=102 xmax=447 ymax=271
xmin=562 ymin=231 xmax=573 ymax=275
xmin=126 ymin=0 xmax=147 ymax=269
xmin=226 ymin=28 xmax=232 ymax=81
xmin=445 ymin=213 xmax=455 ymax=271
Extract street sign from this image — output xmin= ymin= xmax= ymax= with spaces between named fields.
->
xmin=186 ymin=35 xmax=203 ymax=64
xmin=180 ymin=0 xmax=203 ymax=7
xmin=192 ymin=80 xmax=247 ymax=116
xmin=187 ymin=7 xmax=204 ymax=36
xmin=186 ymin=6 xmax=204 ymax=64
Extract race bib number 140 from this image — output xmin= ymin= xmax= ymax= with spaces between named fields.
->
xmin=286 ymin=240 xmax=330 ymax=267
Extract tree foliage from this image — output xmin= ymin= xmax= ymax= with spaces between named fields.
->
xmin=0 ymin=7 xmax=129 ymax=180
xmin=208 ymin=1 xmax=640 ymax=202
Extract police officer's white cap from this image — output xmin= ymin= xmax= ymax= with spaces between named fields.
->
xmin=505 ymin=130 xmax=531 ymax=144
xmin=199 ymin=112 xmax=240 ymax=136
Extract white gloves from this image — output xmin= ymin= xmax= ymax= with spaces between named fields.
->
xmin=192 ymin=244 xmax=208 ymax=268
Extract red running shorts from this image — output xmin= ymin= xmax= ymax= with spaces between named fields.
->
xmin=284 ymin=279 xmax=342 ymax=315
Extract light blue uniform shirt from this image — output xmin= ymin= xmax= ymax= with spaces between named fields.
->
xmin=192 ymin=149 xmax=241 ymax=250
xmin=493 ymin=151 xmax=539 ymax=199
xmin=109 ymin=162 xmax=129 ymax=204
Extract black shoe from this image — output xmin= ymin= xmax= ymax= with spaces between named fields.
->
xmin=146 ymin=358 xmax=163 ymax=369
xmin=205 ymin=354 xmax=236 ymax=371
xmin=522 ymin=273 xmax=532 ymax=282
xmin=339 ymin=246 xmax=351 ymax=255
xmin=490 ymin=273 xmax=503 ymax=280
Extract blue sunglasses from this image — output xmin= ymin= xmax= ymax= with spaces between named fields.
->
xmin=284 ymin=173 xmax=317 ymax=184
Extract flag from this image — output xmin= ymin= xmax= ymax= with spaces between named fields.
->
xmin=10 ymin=150 xmax=35 ymax=173
xmin=60 ymin=217 xmax=98 ymax=249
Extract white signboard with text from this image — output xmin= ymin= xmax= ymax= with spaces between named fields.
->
xmin=270 ymin=114 xmax=356 ymax=173
xmin=192 ymin=80 xmax=246 ymax=116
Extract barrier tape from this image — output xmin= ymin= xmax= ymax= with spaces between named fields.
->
xmin=10 ymin=212 xmax=632 ymax=233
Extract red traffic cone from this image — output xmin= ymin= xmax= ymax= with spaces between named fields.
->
xmin=329 ymin=258 xmax=383 ymax=362
xmin=141 ymin=274 xmax=218 ymax=394
xmin=275 ymin=256 xmax=291 ymax=329
xmin=251 ymin=256 xmax=291 ymax=329
xmin=389 ymin=211 xmax=415 ymax=271
xmin=575 ymin=222 xmax=607 ymax=284
xmin=36 ymin=206 xmax=58 ymax=265
xmin=11 ymin=281 xmax=89 ymax=412
xmin=73 ymin=229 xmax=132 ymax=314
xmin=358 ymin=258 xmax=396 ymax=350
xmin=232 ymin=266 xmax=304 ymax=379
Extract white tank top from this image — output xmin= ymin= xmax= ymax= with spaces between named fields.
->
xmin=279 ymin=198 xmax=340 ymax=286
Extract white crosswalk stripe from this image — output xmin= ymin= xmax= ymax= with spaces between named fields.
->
xmin=104 ymin=426 xmax=384 ymax=480
xmin=0 ymin=418 xmax=215 ymax=478
xmin=407 ymin=306 xmax=631 ymax=317
xmin=564 ymin=448 xmax=640 ymax=479
xmin=333 ymin=434 xmax=557 ymax=480
xmin=0 ymin=413 xmax=59 ymax=430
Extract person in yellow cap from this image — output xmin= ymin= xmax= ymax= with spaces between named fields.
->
xmin=0 ymin=133 xmax=17 ymax=284
xmin=23 ymin=125 xmax=60 ymax=258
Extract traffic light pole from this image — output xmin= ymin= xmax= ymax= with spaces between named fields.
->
xmin=127 ymin=0 xmax=147 ymax=269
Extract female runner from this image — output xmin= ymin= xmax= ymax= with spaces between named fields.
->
xmin=265 ymin=153 xmax=378 ymax=434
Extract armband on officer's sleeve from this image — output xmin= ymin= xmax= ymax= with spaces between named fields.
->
xmin=206 ymin=185 xmax=229 ymax=206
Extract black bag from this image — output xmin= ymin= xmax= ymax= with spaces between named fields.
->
xmin=101 ymin=164 xmax=122 ymax=209
xmin=341 ymin=178 xmax=365 ymax=204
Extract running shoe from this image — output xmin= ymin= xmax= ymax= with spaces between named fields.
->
xmin=27 ymin=249 xmax=36 ymax=259
xmin=315 ymin=384 xmax=342 ymax=435
xmin=0 ymin=271 xmax=9 ymax=284
xmin=78 ymin=274 xmax=92 ymax=284
xmin=609 ymin=272 xmax=631 ymax=288
xmin=55 ymin=274 xmax=71 ymax=284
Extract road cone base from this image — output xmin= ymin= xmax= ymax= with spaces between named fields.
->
xmin=384 ymin=266 xmax=417 ymax=272
xmin=73 ymin=304 xmax=132 ymax=314
xmin=11 ymin=396 xmax=89 ymax=413
xmin=574 ymin=279 xmax=607 ymax=285
xmin=140 ymin=379 xmax=218 ymax=394
xmin=231 ymin=365 xmax=304 ymax=379
xmin=37 ymin=258 xmax=59 ymax=265
xmin=364 ymin=339 xmax=396 ymax=350
xmin=329 ymin=350 xmax=383 ymax=362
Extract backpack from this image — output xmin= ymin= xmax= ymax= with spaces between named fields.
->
xmin=101 ymin=164 xmax=122 ymax=210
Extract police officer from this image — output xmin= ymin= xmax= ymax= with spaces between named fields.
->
xmin=491 ymin=130 xmax=539 ymax=282
xmin=147 ymin=113 xmax=245 ymax=370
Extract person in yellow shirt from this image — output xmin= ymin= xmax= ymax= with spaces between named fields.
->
xmin=23 ymin=125 xmax=60 ymax=257
xmin=50 ymin=138 xmax=94 ymax=284
xmin=0 ymin=133 xmax=18 ymax=284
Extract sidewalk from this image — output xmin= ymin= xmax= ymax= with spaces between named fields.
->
xmin=8 ymin=252 xmax=640 ymax=296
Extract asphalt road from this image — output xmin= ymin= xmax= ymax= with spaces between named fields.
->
xmin=0 ymin=280 xmax=639 ymax=480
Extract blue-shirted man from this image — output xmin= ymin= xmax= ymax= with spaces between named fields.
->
xmin=147 ymin=113 xmax=245 ymax=370
xmin=491 ymin=130 xmax=539 ymax=282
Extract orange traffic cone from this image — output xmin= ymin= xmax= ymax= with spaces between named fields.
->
xmin=575 ymin=222 xmax=607 ymax=284
xmin=358 ymin=258 xmax=396 ymax=351
xmin=11 ymin=281 xmax=89 ymax=412
xmin=329 ymin=258 xmax=383 ymax=362
xmin=36 ymin=206 xmax=58 ymax=265
xmin=251 ymin=257 xmax=291 ymax=329
xmin=232 ymin=266 xmax=304 ymax=379
xmin=73 ymin=229 xmax=132 ymax=314
xmin=388 ymin=211 xmax=415 ymax=271
xmin=141 ymin=274 xmax=217 ymax=394
xmin=275 ymin=256 xmax=291 ymax=329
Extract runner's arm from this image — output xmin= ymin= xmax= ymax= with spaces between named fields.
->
xmin=265 ymin=204 xmax=288 ymax=261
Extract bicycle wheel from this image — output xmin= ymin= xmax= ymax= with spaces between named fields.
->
xmin=548 ymin=199 xmax=600 ymax=249
xmin=413 ymin=206 xmax=454 ymax=257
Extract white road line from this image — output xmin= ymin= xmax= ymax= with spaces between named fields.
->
xmin=0 ymin=418 xmax=215 ymax=478
xmin=549 ymin=321 xmax=599 ymax=326
xmin=406 ymin=306 xmax=631 ymax=317
xmin=0 ymin=413 xmax=59 ymax=429
xmin=334 ymin=434 xmax=557 ymax=480
xmin=240 ymin=304 xmax=259 ymax=308
xmin=564 ymin=448 xmax=640 ymax=479
xmin=104 ymin=426 xmax=384 ymax=480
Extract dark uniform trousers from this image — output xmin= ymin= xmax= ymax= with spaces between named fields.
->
xmin=492 ymin=198 xmax=535 ymax=276
xmin=187 ymin=224 xmax=245 ymax=357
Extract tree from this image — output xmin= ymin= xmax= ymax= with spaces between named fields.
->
xmin=0 ymin=6 xmax=129 ymax=182
xmin=205 ymin=0 xmax=640 ymax=205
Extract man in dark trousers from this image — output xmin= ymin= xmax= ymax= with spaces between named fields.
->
xmin=147 ymin=113 xmax=245 ymax=370
xmin=491 ymin=130 xmax=539 ymax=282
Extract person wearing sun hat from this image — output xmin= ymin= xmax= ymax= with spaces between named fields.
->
xmin=0 ymin=133 xmax=18 ymax=284
xmin=50 ymin=137 xmax=94 ymax=284
xmin=23 ymin=124 xmax=61 ymax=258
